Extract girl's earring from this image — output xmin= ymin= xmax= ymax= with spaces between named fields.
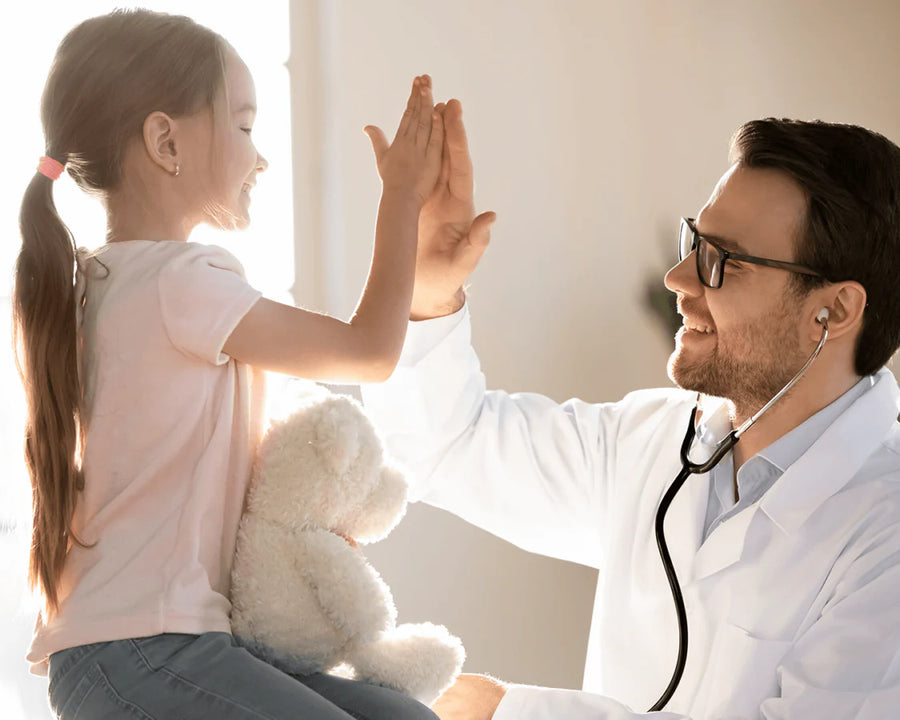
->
xmin=173 ymin=164 xmax=180 ymax=177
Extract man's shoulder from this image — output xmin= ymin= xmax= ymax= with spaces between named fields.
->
xmin=578 ymin=385 xmax=697 ymax=434
xmin=617 ymin=386 xmax=698 ymax=416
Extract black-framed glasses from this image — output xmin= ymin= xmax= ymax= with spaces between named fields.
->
xmin=678 ymin=217 xmax=822 ymax=289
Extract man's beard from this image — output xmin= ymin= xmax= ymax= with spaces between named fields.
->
xmin=667 ymin=301 xmax=807 ymax=418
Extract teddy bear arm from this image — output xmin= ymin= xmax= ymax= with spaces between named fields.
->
xmin=344 ymin=623 xmax=466 ymax=706
xmin=231 ymin=521 xmax=349 ymax=674
xmin=298 ymin=529 xmax=396 ymax=640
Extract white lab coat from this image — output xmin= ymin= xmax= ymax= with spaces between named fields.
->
xmin=362 ymin=307 xmax=900 ymax=720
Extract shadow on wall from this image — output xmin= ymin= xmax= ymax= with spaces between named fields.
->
xmin=644 ymin=234 xmax=681 ymax=340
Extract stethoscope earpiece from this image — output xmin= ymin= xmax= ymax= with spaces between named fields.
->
xmin=816 ymin=307 xmax=830 ymax=324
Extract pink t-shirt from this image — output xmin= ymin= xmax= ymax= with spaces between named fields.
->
xmin=27 ymin=240 xmax=263 ymax=675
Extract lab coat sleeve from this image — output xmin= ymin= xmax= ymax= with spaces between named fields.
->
xmin=495 ymin=685 xmax=687 ymax=720
xmin=361 ymin=305 xmax=662 ymax=569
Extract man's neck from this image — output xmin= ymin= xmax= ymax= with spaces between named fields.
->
xmin=729 ymin=371 xmax=862 ymax=471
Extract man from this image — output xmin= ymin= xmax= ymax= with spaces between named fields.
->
xmin=364 ymin=106 xmax=900 ymax=719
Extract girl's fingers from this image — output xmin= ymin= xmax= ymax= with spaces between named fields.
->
xmin=416 ymin=75 xmax=434 ymax=147
xmin=364 ymin=125 xmax=389 ymax=165
xmin=396 ymin=76 xmax=420 ymax=139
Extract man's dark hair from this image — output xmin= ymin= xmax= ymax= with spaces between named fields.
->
xmin=730 ymin=119 xmax=900 ymax=376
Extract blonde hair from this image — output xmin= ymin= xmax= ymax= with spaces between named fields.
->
xmin=14 ymin=8 xmax=227 ymax=615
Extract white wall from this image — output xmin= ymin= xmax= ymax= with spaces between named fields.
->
xmin=290 ymin=0 xmax=900 ymax=690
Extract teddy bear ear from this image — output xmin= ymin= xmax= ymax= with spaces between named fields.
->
xmin=344 ymin=465 xmax=409 ymax=544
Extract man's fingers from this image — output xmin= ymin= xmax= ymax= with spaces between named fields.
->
xmin=426 ymin=108 xmax=444 ymax=167
xmin=444 ymin=99 xmax=474 ymax=198
xmin=437 ymin=105 xmax=452 ymax=187
xmin=469 ymin=211 xmax=496 ymax=249
xmin=454 ymin=211 xmax=495 ymax=272
xmin=444 ymin=100 xmax=472 ymax=161
xmin=363 ymin=125 xmax=389 ymax=164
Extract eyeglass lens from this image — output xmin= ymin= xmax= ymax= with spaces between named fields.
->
xmin=679 ymin=221 xmax=722 ymax=287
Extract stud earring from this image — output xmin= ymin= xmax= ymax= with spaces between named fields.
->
xmin=173 ymin=164 xmax=180 ymax=177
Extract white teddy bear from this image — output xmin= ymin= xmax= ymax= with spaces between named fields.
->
xmin=230 ymin=390 xmax=465 ymax=706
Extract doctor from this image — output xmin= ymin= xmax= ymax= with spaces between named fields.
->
xmin=363 ymin=109 xmax=900 ymax=720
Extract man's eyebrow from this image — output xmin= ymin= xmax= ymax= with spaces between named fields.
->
xmin=698 ymin=228 xmax=748 ymax=254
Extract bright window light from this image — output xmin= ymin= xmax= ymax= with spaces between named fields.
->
xmin=2 ymin=4 xmax=291 ymax=717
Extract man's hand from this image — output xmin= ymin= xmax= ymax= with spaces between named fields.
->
xmin=413 ymin=99 xmax=496 ymax=320
xmin=431 ymin=673 xmax=507 ymax=720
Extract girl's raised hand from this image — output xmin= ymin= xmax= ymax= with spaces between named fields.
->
xmin=364 ymin=75 xmax=443 ymax=206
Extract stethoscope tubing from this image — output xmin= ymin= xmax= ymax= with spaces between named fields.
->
xmin=648 ymin=319 xmax=828 ymax=712
xmin=648 ymin=462 xmax=692 ymax=712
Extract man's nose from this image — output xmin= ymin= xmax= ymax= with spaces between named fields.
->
xmin=664 ymin=253 xmax=701 ymax=296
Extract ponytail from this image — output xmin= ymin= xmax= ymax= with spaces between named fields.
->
xmin=18 ymin=8 xmax=229 ymax=614
xmin=13 ymin=166 xmax=84 ymax=616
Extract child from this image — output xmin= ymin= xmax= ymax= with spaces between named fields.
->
xmin=15 ymin=8 xmax=444 ymax=719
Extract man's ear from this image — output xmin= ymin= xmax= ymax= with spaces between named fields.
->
xmin=142 ymin=111 xmax=179 ymax=176
xmin=811 ymin=280 xmax=866 ymax=341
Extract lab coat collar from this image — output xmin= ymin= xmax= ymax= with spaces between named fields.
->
xmin=686 ymin=394 xmax=742 ymax=581
xmin=759 ymin=368 xmax=900 ymax=534
xmin=664 ymin=394 xmax=732 ymax=584
xmin=691 ymin=371 xmax=899 ymax=581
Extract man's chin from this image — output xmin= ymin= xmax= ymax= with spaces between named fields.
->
xmin=667 ymin=348 xmax=696 ymax=390
xmin=667 ymin=350 xmax=721 ymax=396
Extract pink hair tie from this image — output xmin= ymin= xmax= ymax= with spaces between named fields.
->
xmin=38 ymin=156 xmax=65 ymax=181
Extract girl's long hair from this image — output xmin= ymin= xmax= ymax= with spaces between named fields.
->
xmin=14 ymin=9 xmax=227 ymax=615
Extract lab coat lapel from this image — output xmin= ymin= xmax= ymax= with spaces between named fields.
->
xmin=760 ymin=370 xmax=900 ymax=534
xmin=662 ymin=396 xmax=733 ymax=582
xmin=692 ymin=371 xmax=900 ymax=580
xmin=661 ymin=397 xmax=732 ymax=584
xmin=692 ymin=504 xmax=757 ymax=579
xmin=664 ymin=467 xmax=711 ymax=584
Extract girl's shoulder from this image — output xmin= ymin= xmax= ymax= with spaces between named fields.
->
xmin=91 ymin=240 xmax=248 ymax=280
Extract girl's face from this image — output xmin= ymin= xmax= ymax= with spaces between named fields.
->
xmin=190 ymin=48 xmax=268 ymax=230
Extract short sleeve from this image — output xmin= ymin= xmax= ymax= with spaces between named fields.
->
xmin=158 ymin=243 xmax=262 ymax=365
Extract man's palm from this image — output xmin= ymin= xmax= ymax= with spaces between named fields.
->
xmin=413 ymin=99 xmax=494 ymax=320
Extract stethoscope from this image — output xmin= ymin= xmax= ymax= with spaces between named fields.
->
xmin=648 ymin=308 xmax=830 ymax=712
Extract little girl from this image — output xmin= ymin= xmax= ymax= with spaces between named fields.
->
xmin=16 ymin=9 xmax=444 ymax=720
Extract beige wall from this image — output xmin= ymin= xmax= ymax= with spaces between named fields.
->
xmin=288 ymin=0 xmax=900 ymax=689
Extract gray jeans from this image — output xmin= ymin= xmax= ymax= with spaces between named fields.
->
xmin=47 ymin=632 xmax=440 ymax=720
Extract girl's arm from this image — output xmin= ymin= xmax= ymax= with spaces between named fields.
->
xmin=223 ymin=75 xmax=442 ymax=383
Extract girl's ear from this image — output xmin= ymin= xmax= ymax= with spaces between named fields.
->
xmin=142 ymin=111 xmax=179 ymax=176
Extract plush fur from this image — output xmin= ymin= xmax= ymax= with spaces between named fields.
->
xmin=230 ymin=391 xmax=465 ymax=705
